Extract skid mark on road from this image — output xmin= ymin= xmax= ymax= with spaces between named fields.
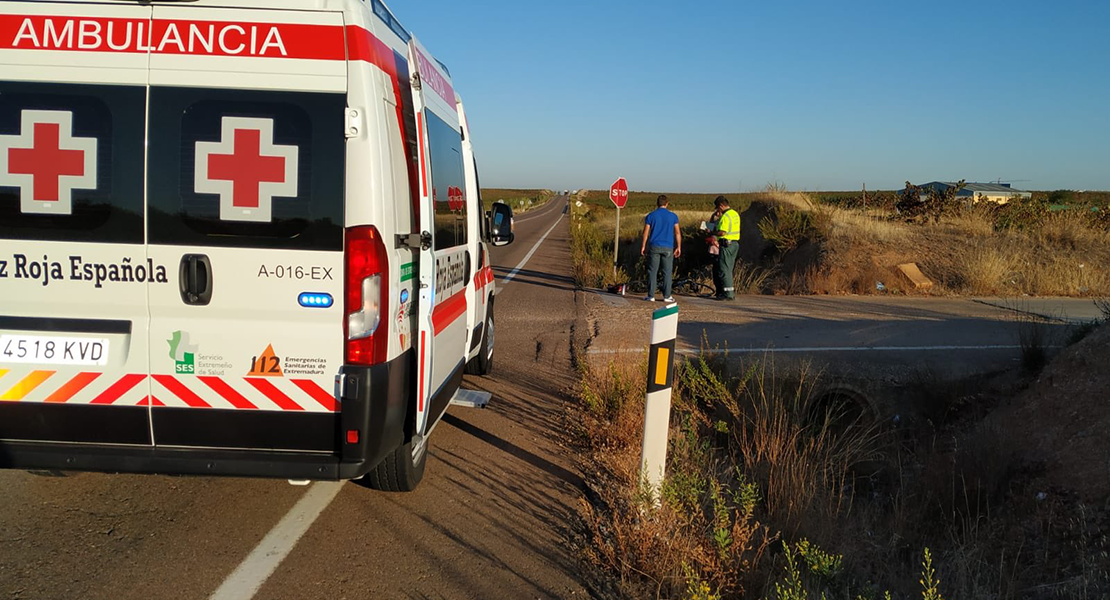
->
xmin=209 ymin=482 xmax=343 ymax=600
xmin=499 ymin=212 xmax=564 ymax=288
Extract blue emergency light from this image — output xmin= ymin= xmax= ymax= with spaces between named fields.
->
xmin=298 ymin=292 xmax=334 ymax=308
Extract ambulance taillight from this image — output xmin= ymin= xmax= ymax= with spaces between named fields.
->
xmin=344 ymin=226 xmax=389 ymax=365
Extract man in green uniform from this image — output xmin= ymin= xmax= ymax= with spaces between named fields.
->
xmin=712 ymin=195 xmax=741 ymax=300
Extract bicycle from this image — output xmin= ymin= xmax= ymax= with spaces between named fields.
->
xmin=623 ymin=263 xmax=715 ymax=298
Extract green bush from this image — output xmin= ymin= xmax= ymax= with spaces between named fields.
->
xmin=993 ymin=197 xmax=1048 ymax=231
xmin=759 ymin=207 xmax=829 ymax=252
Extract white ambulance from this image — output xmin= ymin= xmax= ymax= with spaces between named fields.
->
xmin=0 ymin=0 xmax=513 ymax=491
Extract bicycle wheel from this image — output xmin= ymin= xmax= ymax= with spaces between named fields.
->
xmin=625 ymin=279 xmax=648 ymax=294
xmin=672 ymin=279 xmax=715 ymax=298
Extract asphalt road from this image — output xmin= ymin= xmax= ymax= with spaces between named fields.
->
xmin=0 ymin=195 xmax=586 ymax=600
xmin=581 ymin=281 xmax=1103 ymax=415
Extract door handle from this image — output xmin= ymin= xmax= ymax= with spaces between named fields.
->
xmin=179 ymin=254 xmax=213 ymax=306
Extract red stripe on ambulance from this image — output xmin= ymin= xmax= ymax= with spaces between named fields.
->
xmin=345 ymin=25 xmax=421 ymax=223
xmin=155 ymin=374 xmax=213 ymax=409
xmin=431 ymin=290 xmax=467 ymax=335
xmin=246 ymin=378 xmax=304 ymax=411
xmin=291 ymin=379 xmax=337 ymax=412
xmin=0 ymin=15 xmax=345 ymax=59
xmin=197 ymin=376 xmax=255 ymax=410
xmin=418 ymin=331 xmax=427 ymax=412
xmin=89 ymin=373 xmax=145 ymax=405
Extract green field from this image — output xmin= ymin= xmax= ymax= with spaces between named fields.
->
xmin=480 ymin=188 xmax=551 ymax=212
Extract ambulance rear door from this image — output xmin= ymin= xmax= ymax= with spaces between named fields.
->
xmin=407 ymin=37 xmax=469 ymax=436
xmin=0 ymin=2 xmax=155 ymax=449
xmin=144 ymin=6 xmax=348 ymax=453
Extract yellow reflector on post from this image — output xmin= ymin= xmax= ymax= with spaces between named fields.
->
xmin=654 ymin=348 xmax=669 ymax=386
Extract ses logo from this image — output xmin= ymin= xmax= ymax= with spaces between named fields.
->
xmin=168 ymin=330 xmax=198 ymax=374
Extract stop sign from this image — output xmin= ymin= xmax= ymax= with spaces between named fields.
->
xmin=609 ymin=177 xmax=628 ymax=209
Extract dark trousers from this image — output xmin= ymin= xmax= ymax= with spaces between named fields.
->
xmin=714 ymin=241 xmax=739 ymax=299
xmin=646 ymin=246 xmax=674 ymax=297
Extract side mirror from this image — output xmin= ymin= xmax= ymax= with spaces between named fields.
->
xmin=487 ymin=202 xmax=515 ymax=247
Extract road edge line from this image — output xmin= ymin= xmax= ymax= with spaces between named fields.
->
xmin=208 ymin=482 xmax=344 ymax=600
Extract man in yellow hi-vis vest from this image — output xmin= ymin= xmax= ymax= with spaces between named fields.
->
xmin=712 ymin=196 xmax=741 ymax=300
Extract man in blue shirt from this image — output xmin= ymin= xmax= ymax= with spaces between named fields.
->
xmin=640 ymin=195 xmax=681 ymax=302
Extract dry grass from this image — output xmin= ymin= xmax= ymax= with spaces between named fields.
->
xmin=963 ymin=244 xmax=1020 ymax=294
xmin=768 ymin=188 xmax=1110 ymax=297
xmin=720 ymin=359 xmax=883 ymax=535
xmin=577 ymin=353 xmax=907 ymax=598
xmin=577 ymin=348 xmax=1110 ymax=599
xmin=571 ymin=184 xmax=1110 ymax=297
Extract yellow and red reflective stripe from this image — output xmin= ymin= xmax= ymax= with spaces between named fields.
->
xmin=0 ymin=370 xmax=55 ymax=401
xmin=0 ymin=370 xmax=338 ymax=411
xmin=44 ymin=372 xmax=101 ymax=403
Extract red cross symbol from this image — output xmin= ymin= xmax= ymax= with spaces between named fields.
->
xmin=0 ymin=110 xmax=97 ymax=215
xmin=207 ymin=129 xmax=286 ymax=209
xmin=195 ymin=117 xmax=298 ymax=223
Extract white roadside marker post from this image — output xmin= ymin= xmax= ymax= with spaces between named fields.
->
xmin=641 ymin=302 xmax=678 ymax=500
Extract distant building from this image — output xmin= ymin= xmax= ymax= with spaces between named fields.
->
xmin=917 ymin=181 xmax=1032 ymax=205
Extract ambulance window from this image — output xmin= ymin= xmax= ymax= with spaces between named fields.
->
xmin=147 ymin=87 xmax=344 ymax=251
xmin=426 ymin=112 xmax=467 ymax=250
xmin=0 ymin=82 xmax=145 ymax=244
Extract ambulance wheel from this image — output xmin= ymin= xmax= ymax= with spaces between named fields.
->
xmin=465 ymin=307 xmax=494 ymax=376
xmin=364 ymin=435 xmax=427 ymax=492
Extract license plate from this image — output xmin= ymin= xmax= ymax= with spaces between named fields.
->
xmin=0 ymin=334 xmax=110 ymax=366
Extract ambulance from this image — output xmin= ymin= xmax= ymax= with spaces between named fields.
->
xmin=0 ymin=0 xmax=513 ymax=491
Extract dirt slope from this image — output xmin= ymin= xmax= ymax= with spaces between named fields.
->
xmin=997 ymin=323 xmax=1110 ymax=502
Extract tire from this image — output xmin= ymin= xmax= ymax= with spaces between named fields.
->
xmin=361 ymin=435 xmax=428 ymax=492
xmin=677 ymin=281 xmax=715 ymax=298
xmin=465 ymin=305 xmax=494 ymax=376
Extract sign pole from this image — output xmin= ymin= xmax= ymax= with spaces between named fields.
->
xmin=613 ymin=206 xmax=620 ymax=278
xmin=608 ymin=176 xmax=628 ymax=279
xmin=641 ymin=302 xmax=678 ymax=501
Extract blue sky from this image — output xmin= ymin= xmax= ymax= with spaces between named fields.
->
xmin=395 ymin=0 xmax=1109 ymax=192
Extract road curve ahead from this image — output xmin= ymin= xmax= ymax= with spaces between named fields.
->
xmin=0 ymin=195 xmax=589 ymax=600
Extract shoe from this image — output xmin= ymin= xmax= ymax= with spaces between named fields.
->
xmin=662 ymin=296 xmax=675 ymax=303
xmin=643 ymin=296 xmax=655 ymax=302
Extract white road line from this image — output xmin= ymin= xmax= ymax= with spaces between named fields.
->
xmin=209 ymin=482 xmax=344 ymax=600
xmin=588 ymin=344 xmax=1036 ymax=355
xmin=499 ymin=211 xmax=564 ymax=287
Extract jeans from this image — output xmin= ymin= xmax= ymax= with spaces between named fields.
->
xmin=646 ymin=245 xmax=674 ymax=298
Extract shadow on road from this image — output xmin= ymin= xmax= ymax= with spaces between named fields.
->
xmin=443 ymin=413 xmax=584 ymax=489
xmin=493 ymin=266 xmax=576 ymax=292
